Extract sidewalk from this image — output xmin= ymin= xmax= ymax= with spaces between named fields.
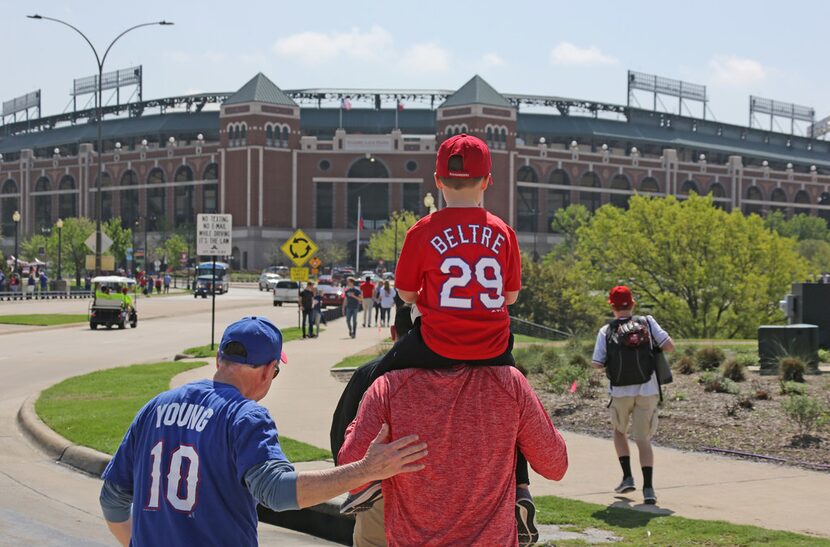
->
xmin=173 ymin=321 xmax=830 ymax=539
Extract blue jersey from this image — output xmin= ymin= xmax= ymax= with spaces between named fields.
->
xmin=102 ymin=380 xmax=292 ymax=546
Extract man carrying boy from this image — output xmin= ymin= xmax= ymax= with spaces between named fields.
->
xmin=340 ymin=134 xmax=547 ymax=545
xmin=591 ymin=286 xmax=674 ymax=505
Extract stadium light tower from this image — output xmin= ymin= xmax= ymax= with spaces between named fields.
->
xmin=27 ymin=15 xmax=173 ymax=275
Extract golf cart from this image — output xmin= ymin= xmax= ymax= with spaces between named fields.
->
xmin=89 ymin=276 xmax=138 ymax=330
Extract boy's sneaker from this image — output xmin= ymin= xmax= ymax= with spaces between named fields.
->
xmin=339 ymin=481 xmax=383 ymax=514
xmin=643 ymin=487 xmax=657 ymax=505
xmin=515 ymin=488 xmax=539 ymax=546
xmin=614 ymin=476 xmax=635 ymax=494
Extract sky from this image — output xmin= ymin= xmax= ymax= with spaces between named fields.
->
xmin=2 ymin=0 xmax=828 ymax=130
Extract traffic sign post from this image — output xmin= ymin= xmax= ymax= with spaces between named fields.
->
xmin=281 ymin=229 xmax=318 ymax=267
xmin=290 ymin=268 xmax=309 ymax=282
xmin=197 ymin=214 xmax=233 ymax=351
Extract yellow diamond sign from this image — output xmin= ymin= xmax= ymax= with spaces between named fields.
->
xmin=281 ymin=229 xmax=318 ymax=267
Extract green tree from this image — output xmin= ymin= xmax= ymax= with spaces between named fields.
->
xmin=366 ymin=210 xmax=419 ymax=263
xmin=511 ymin=253 xmax=605 ymax=334
xmin=575 ymin=194 xmax=809 ymax=338
xmin=317 ymin=240 xmax=348 ymax=268
xmin=103 ymin=218 xmax=133 ymax=270
xmin=549 ymin=204 xmax=591 ymax=258
xmin=160 ymin=234 xmax=188 ymax=270
xmin=797 ymin=239 xmax=830 ymax=276
xmin=765 ymin=212 xmax=830 ymax=242
xmin=20 ymin=234 xmax=49 ymax=263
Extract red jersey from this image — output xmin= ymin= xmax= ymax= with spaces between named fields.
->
xmin=394 ymin=207 xmax=521 ymax=360
xmin=339 ymin=367 xmax=568 ymax=547
xmin=359 ymin=280 xmax=376 ymax=299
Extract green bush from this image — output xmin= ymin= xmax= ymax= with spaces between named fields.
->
xmin=673 ymin=355 xmax=697 ymax=375
xmin=818 ymin=348 xmax=830 ymax=363
xmin=720 ymin=359 xmax=747 ymax=382
xmin=568 ymin=353 xmax=590 ymax=369
xmin=782 ymin=394 xmax=827 ymax=436
xmin=779 ymin=357 xmax=806 ymax=383
xmin=780 ymin=381 xmax=808 ymax=396
xmin=735 ymin=353 xmax=757 ymax=368
xmin=699 ymin=372 xmax=739 ymax=394
xmin=547 ymin=363 xmax=592 ymax=397
xmin=517 ymin=345 xmax=563 ymax=375
xmin=695 ymin=347 xmax=726 ymax=371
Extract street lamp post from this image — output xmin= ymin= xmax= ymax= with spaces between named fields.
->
xmin=392 ymin=214 xmax=399 ymax=274
xmin=27 ymin=15 xmax=173 ymax=276
xmin=12 ymin=211 xmax=21 ymax=274
xmin=56 ymin=218 xmax=64 ymax=280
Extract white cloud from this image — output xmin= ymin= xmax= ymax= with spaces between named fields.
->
xmin=273 ymin=26 xmax=394 ymax=64
xmin=481 ymin=53 xmax=505 ymax=68
xmin=550 ymin=42 xmax=616 ymax=67
xmin=401 ymin=43 xmax=450 ymax=73
xmin=708 ymin=55 xmax=766 ymax=86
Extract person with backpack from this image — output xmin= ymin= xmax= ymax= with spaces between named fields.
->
xmin=591 ymin=285 xmax=674 ymax=505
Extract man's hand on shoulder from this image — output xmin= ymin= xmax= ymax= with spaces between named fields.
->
xmin=358 ymin=424 xmax=427 ymax=481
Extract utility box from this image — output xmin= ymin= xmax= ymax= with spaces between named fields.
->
xmin=757 ymin=324 xmax=820 ymax=375
xmin=780 ymin=283 xmax=830 ymax=348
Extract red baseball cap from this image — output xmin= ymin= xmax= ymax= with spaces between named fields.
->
xmin=608 ymin=286 xmax=634 ymax=309
xmin=435 ymin=133 xmax=491 ymax=179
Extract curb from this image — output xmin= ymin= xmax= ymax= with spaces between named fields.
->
xmin=17 ymin=393 xmax=355 ymax=543
xmin=17 ymin=394 xmax=111 ymax=476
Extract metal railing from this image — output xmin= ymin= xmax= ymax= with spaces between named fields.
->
xmin=0 ymin=289 xmax=93 ymax=301
xmin=509 ymin=316 xmax=570 ymax=341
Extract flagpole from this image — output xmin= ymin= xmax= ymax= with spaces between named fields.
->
xmin=339 ymin=98 xmax=343 ymax=129
xmin=395 ymin=99 xmax=399 ymax=130
xmin=355 ymin=196 xmax=361 ymax=273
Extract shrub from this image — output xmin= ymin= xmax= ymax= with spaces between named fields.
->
xmin=736 ymin=354 xmax=757 ymax=368
xmin=782 ymin=394 xmax=827 ymax=436
xmin=779 ymin=357 xmax=806 ymax=383
xmin=818 ymin=348 xmax=830 ymax=363
xmin=780 ymin=381 xmax=808 ymax=396
xmin=699 ymin=372 xmax=739 ymax=394
xmin=518 ymin=345 xmax=562 ymax=375
xmin=673 ymin=355 xmax=697 ymax=375
xmin=695 ymin=347 xmax=726 ymax=371
xmin=720 ymin=359 xmax=747 ymax=382
xmin=547 ymin=363 xmax=592 ymax=397
xmin=568 ymin=353 xmax=590 ymax=369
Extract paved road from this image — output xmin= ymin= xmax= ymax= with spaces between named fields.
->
xmin=0 ymin=287 xmax=336 ymax=546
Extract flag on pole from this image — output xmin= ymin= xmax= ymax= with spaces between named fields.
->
xmin=397 ymin=101 xmax=405 ymax=111
xmin=341 ymin=97 xmax=352 ymax=110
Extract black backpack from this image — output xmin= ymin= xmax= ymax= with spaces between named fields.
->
xmin=604 ymin=316 xmax=656 ymax=387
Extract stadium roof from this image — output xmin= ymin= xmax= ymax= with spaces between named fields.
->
xmin=440 ymin=75 xmax=512 ymax=109
xmin=224 ymin=73 xmax=298 ymax=107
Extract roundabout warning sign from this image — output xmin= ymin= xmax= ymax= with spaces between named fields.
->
xmin=281 ymin=229 xmax=318 ymax=267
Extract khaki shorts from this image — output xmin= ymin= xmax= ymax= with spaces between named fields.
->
xmin=610 ymin=394 xmax=659 ymax=441
xmin=353 ymin=498 xmax=386 ymax=547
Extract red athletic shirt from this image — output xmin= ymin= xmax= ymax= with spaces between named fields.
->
xmin=360 ymin=281 xmax=376 ymax=298
xmin=339 ymin=367 xmax=568 ymax=547
xmin=394 ymin=207 xmax=521 ymax=360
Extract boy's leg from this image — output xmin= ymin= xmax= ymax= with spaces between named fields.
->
xmin=610 ymin=396 xmax=636 ymax=493
xmin=630 ymin=394 xmax=659 ymax=503
xmin=352 ymin=499 xmax=386 ymax=547
xmin=515 ymin=450 xmax=538 ymax=546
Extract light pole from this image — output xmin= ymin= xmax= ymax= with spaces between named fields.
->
xmin=56 ymin=218 xmax=64 ymax=280
xmin=12 ymin=211 xmax=20 ymax=274
xmin=392 ymin=214 xmax=399 ymax=274
xmin=27 ymin=15 xmax=173 ymax=276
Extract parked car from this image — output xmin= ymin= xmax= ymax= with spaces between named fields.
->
xmin=273 ymin=280 xmax=302 ymax=306
xmin=317 ymin=274 xmax=334 ymax=286
xmin=258 ymin=272 xmax=281 ymax=291
xmin=382 ymin=272 xmax=395 ymax=281
xmin=317 ymin=284 xmax=344 ymax=307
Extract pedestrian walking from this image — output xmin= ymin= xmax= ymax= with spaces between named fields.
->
xmin=591 ymin=285 xmax=675 ymax=505
xmin=163 ymin=272 xmax=171 ymax=294
xmin=378 ymin=281 xmax=396 ymax=327
xmin=299 ymin=281 xmax=316 ymax=338
xmin=342 ymin=277 xmax=362 ymax=338
xmin=26 ymin=273 xmax=35 ymax=299
xmin=39 ymin=270 xmax=48 ymax=294
xmin=360 ymin=276 xmax=376 ymax=327
xmin=155 ymin=277 xmax=162 ymax=295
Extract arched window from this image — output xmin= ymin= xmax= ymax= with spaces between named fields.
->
xmin=499 ymin=128 xmax=507 ymax=149
xmin=1 ymin=179 xmax=20 ymax=236
xmin=486 ymin=127 xmax=494 ymax=147
xmin=347 ymin=158 xmax=390 ymax=229
xmin=516 ymin=166 xmax=539 ymax=232
xmin=240 ymin=125 xmax=247 ymax=146
xmin=265 ymin=125 xmax=274 ymax=147
xmin=743 ymin=186 xmax=764 ymax=216
xmin=819 ymin=192 xmax=830 ymax=225
xmin=281 ymin=126 xmax=290 ymax=148
xmin=147 ymin=168 xmax=166 ymax=230
xmin=709 ymin=182 xmax=727 ymax=209
xmin=59 ymin=175 xmax=76 ymax=219
xmin=609 ymin=174 xmax=631 ymax=209
xmin=517 ymin=166 xmax=538 ymax=183
xmin=770 ymin=188 xmax=788 ymax=214
xmin=680 ymin=179 xmax=699 ymax=197
xmin=203 ymin=164 xmax=218 ymax=214
xmin=794 ymin=190 xmax=811 ymax=206
xmin=95 ymin=172 xmax=113 ymax=222
xmin=120 ymin=170 xmax=139 ymax=228
xmin=174 ymin=165 xmax=195 ymax=226
xmin=578 ymin=172 xmax=601 ymax=213
xmin=639 ymin=176 xmax=660 ymax=193
xmin=546 ymin=169 xmax=570 ymax=232
xmin=34 ymin=176 xmax=52 ymax=231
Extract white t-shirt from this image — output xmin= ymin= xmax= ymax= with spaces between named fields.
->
xmin=379 ymin=287 xmax=397 ymax=308
xmin=592 ymin=315 xmax=671 ymax=398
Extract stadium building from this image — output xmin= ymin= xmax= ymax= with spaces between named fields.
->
xmin=2 ymin=72 xmax=830 ymax=269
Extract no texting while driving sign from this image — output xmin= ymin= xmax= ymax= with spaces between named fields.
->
xmin=197 ymin=214 xmax=233 ymax=256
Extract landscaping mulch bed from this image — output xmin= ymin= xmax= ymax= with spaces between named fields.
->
xmin=531 ymin=368 xmax=830 ymax=471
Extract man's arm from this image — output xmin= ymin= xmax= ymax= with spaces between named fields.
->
xmin=397 ymin=289 xmax=417 ymax=303
xmin=505 ymin=290 xmax=519 ymax=306
xmin=513 ymin=373 xmax=568 ymax=481
xmin=100 ymin=480 xmax=133 ymax=546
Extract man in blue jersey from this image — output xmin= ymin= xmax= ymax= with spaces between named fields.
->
xmin=99 ymin=316 xmax=427 ymax=547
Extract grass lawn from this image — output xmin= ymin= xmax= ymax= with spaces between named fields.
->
xmin=0 ymin=313 xmax=88 ymax=326
xmin=332 ymin=353 xmax=380 ymax=369
xmin=36 ymin=360 xmax=331 ymax=462
xmin=184 ymin=327 xmax=307 ymax=357
xmin=536 ymin=495 xmax=830 ymax=546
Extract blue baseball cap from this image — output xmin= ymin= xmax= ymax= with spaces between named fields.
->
xmin=218 ymin=316 xmax=288 ymax=366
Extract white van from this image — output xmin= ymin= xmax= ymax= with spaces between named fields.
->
xmin=273 ymin=280 xmax=302 ymax=306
